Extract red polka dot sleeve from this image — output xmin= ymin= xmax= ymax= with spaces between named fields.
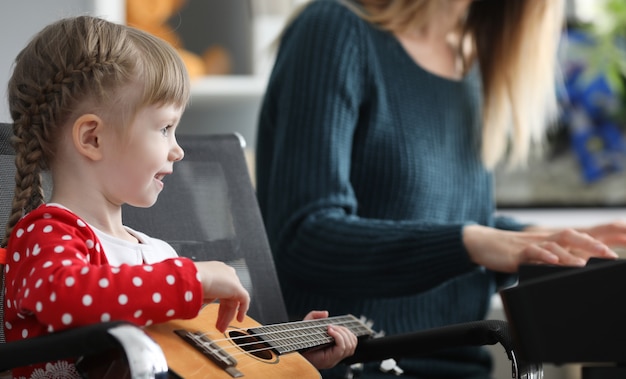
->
xmin=4 ymin=204 xmax=204 ymax=343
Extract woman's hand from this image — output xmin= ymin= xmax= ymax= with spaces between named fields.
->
xmin=575 ymin=221 xmax=626 ymax=248
xmin=463 ymin=224 xmax=619 ymax=273
xmin=300 ymin=310 xmax=358 ymax=369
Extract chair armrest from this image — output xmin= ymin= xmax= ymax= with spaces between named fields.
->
xmin=0 ymin=322 xmax=169 ymax=378
xmin=345 ymin=320 xmax=541 ymax=379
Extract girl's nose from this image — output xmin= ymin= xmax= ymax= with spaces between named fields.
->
xmin=170 ymin=139 xmax=184 ymax=162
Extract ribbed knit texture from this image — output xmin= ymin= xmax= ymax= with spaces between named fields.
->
xmin=256 ymin=1 xmax=526 ymax=377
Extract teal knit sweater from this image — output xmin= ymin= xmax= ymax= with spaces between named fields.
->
xmin=256 ymin=1 xmax=525 ymax=377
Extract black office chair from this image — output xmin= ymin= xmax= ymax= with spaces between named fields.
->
xmin=0 ymin=121 xmax=537 ymax=378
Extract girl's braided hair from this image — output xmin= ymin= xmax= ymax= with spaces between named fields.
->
xmin=2 ymin=15 xmax=190 ymax=247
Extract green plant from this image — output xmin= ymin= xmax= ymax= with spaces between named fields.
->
xmin=590 ymin=0 xmax=626 ymax=97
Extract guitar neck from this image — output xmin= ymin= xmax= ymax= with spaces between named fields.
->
xmin=249 ymin=315 xmax=373 ymax=355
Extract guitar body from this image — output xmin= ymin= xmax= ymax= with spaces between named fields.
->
xmin=145 ymin=304 xmax=321 ymax=379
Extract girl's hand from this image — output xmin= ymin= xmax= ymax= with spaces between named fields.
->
xmin=194 ymin=261 xmax=250 ymax=332
xmin=300 ymin=310 xmax=358 ymax=369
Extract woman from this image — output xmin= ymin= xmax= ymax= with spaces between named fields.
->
xmin=256 ymin=0 xmax=626 ymax=378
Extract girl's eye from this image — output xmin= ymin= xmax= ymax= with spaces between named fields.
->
xmin=161 ymin=125 xmax=172 ymax=137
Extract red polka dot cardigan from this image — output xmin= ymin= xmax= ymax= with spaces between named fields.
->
xmin=4 ymin=204 xmax=203 ymax=378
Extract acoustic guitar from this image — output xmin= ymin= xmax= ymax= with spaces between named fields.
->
xmin=145 ymin=303 xmax=374 ymax=379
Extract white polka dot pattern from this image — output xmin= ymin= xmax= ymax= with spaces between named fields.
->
xmin=152 ymin=293 xmax=162 ymax=303
xmin=118 ymin=294 xmax=128 ymax=305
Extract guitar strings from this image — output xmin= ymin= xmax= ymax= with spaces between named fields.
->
xmin=212 ymin=316 xmax=370 ymax=344
xmin=188 ymin=316 xmax=370 ymax=359
xmin=203 ymin=315 xmax=367 ymax=344
xmin=202 ymin=316 xmax=363 ymax=346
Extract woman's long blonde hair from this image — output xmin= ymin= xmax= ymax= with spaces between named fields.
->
xmin=2 ymin=16 xmax=191 ymax=246
xmin=345 ymin=0 xmax=565 ymax=169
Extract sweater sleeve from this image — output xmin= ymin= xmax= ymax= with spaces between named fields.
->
xmin=494 ymin=214 xmax=530 ymax=231
xmin=256 ymin=1 xmax=475 ymax=299
xmin=5 ymin=205 xmax=203 ymax=334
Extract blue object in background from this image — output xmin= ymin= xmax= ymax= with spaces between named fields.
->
xmin=560 ymin=28 xmax=626 ymax=183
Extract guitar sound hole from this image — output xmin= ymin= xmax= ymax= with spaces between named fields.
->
xmin=228 ymin=331 xmax=274 ymax=360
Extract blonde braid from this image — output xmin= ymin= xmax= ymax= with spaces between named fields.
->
xmin=3 ymin=16 xmax=131 ymax=244
xmin=2 ymin=123 xmax=45 ymax=247
xmin=3 ymin=75 xmax=56 ymax=245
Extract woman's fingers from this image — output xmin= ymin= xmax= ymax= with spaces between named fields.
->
xmin=519 ymin=241 xmax=564 ymax=265
xmin=583 ymin=221 xmax=626 ymax=247
xmin=550 ymin=229 xmax=617 ymax=260
xmin=540 ymin=241 xmax=586 ymax=266
xmin=519 ymin=229 xmax=618 ymax=268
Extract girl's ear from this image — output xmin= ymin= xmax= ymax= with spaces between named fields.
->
xmin=72 ymin=114 xmax=105 ymax=161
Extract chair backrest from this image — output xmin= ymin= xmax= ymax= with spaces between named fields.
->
xmin=123 ymin=133 xmax=288 ymax=325
xmin=1 ymin=123 xmax=14 ymax=344
xmin=1 ymin=125 xmax=288 ymax=330
xmin=1 ymin=124 xmax=13 ymax=245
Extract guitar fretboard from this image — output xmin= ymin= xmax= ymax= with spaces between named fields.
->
xmin=249 ymin=315 xmax=373 ymax=355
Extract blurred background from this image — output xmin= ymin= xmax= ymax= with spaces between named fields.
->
xmin=0 ymin=0 xmax=309 ymax=147
xmin=0 ymin=2 xmax=624 ymax=377
xmin=0 ymin=0 xmax=624 ymax=209
xmin=495 ymin=0 xmax=626 ymax=208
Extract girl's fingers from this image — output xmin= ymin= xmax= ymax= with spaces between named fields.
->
xmin=216 ymin=298 xmax=248 ymax=332
xmin=327 ymin=325 xmax=357 ymax=354
xmin=304 ymin=310 xmax=328 ymax=321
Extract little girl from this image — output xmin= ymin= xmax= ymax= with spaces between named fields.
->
xmin=2 ymin=16 xmax=355 ymax=378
